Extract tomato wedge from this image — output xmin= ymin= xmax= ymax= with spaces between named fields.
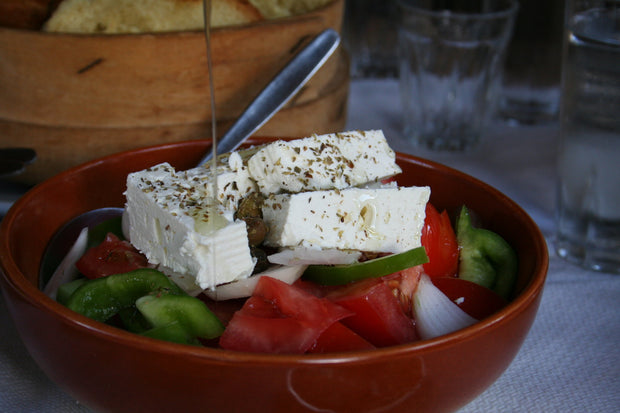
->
xmin=431 ymin=277 xmax=508 ymax=320
xmin=326 ymin=277 xmax=418 ymax=347
xmin=421 ymin=203 xmax=459 ymax=278
xmin=75 ymin=233 xmax=149 ymax=279
xmin=219 ymin=276 xmax=353 ymax=354
xmin=307 ymin=322 xmax=376 ymax=353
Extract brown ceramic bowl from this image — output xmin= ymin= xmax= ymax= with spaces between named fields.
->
xmin=0 ymin=138 xmax=548 ymax=413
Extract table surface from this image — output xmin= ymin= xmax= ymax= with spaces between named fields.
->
xmin=1 ymin=78 xmax=619 ymax=412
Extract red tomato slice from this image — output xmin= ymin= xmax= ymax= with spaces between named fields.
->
xmin=307 ymin=322 xmax=376 ymax=353
xmin=421 ymin=203 xmax=459 ymax=278
xmin=326 ymin=277 xmax=418 ymax=347
xmin=200 ymin=297 xmax=244 ymax=326
xmin=292 ymin=278 xmax=328 ymax=296
xmin=75 ymin=233 xmax=149 ymax=279
xmin=219 ymin=276 xmax=353 ymax=354
xmin=431 ymin=277 xmax=508 ymax=320
xmin=219 ymin=310 xmax=320 ymax=354
xmin=382 ymin=265 xmax=422 ymax=317
xmin=254 ymin=275 xmax=353 ymax=326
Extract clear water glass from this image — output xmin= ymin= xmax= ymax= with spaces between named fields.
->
xmin=397 ymin=0 xmax=518 ymax=151
xmin=555 ymin=0 xmax=620 ymax=273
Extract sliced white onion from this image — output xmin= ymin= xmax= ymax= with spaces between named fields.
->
xmin=204 ymin=264 xmax=307 ymax=301
xmin=268 ymin=247 xmax=361 ymax=266
xmin=43 ymin=227 xmax=89 ymax=300
xmin=413 ymin=274 xmax=478 ymax=340
xmin=156 ymin=265 xmax=204 ymax=297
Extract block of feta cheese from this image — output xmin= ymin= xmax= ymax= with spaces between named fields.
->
xmin=261 ymin=186 xmax=431 ymax=253
xmin=186 ymin=151 xmax=257 ymax=211
xmin=124 ymin=162 xmax=256 ymax=291
xmin=247 ymin=130 xmax=402 ymax=195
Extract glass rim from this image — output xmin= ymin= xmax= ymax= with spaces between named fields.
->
xmin=396 ymin=0 xmax=519 ymax=20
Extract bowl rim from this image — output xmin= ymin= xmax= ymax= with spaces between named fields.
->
xmin=0 ymin=138 xmax=549 ymax=365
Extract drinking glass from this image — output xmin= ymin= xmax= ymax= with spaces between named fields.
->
xmin=397 ymin=0 xmax=518 ymax=151
xmin=499 ymin=0 xmax=564 ymax=124
xmin=343 ymin=0 xmax=399 ymax=78
xmin=555 ymin=0 xmax=620 ymax=273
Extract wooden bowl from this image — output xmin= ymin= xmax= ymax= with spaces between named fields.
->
xmin=0 ymin=138 xmax=548 ymax=413
xmin=0 ymin=0 xmax=347 ymax=185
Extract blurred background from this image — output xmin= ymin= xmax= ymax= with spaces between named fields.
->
xmin=343 ymin=0 xmax=564 ymax=123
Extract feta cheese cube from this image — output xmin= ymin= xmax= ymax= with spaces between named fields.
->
xmin=185 ymin=152 xmax=257 ymax=211
xmin=124 ymin=163 xmax=256 ymax=290
xmin=247 ymin=130 xmax=402 ymax=195
xmin=261 ymin=186 xmax=430 ymax=253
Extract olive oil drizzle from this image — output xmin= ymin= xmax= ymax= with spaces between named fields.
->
xmin=203 ymin=0 xmax=219 ymax=291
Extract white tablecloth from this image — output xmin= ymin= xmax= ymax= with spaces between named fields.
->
xmin=1 ymin=79 xmax=619 ymax=412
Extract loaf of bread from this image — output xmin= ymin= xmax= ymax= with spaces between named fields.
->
xmin=42 ymin=0 xmax=263 ymax=33
xmin=248 ymin=0 xmax=332 ymax=19
xmin=41 ymin=0 xmax=333 ymax=33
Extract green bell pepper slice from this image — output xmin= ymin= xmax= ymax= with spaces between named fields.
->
xmin=136 ymin=293 xmax=224 ymax=344
xmin=56 ymin=277 xmax=88 ymax=306
xmin=303 ymin=246 xmax=428 ymax=285
xmin=456 ymin=206 xmax=518 ymax=300
xmin=118 ymin=307 xmax=154 ymax=333
xmin=63 ymin=268 xmax=224 ymax=344
xmin=65 ymin=268 xmax=184 ymax=322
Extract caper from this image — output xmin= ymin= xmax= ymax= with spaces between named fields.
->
xmin=235 ymin=192 xmax=264 ymax=220
xmin=244 ymin=217 xmax=269 ymax=246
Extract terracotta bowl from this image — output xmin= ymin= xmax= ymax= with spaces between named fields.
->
xmin=0 ymin=138 xmax=548 ymax=413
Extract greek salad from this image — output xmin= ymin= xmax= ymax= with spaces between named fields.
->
xmin=46 ymin=131 xmax=517 ymax=353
